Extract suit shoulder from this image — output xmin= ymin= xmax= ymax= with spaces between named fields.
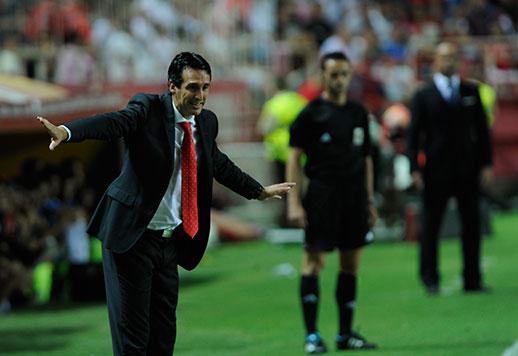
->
xmin=305 ymin=97 xmax=323 ymax=109
xmin=298 ymin=97 xmax=324 ymax=116
xmin=200 ymin=109 xmax=218 ymax=124
xmin=200 ymin=108 xmax=217 ymax=118
xmin=460 ymin=80 xmax=480 ymax=94
xmin=129 ymin=93 xmax=159 ymax=106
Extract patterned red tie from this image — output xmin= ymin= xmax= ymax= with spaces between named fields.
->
xmin=179 ymin=121 xmax=198 ymax=238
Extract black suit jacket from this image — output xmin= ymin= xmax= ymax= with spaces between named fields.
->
xmin=66 ymin=93 xmax=264 ymax=270
xmin=407 ymin=80 xmax=492 ymax=182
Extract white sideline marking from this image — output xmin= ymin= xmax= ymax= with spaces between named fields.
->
xmin=502 ymin=340 xmax=518 ymax=356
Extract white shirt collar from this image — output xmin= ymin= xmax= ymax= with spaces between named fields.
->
xmin=433 ymin=72 xmax=460 ymax=99
xmin=172 ymin=99 xmax=195 ymax=125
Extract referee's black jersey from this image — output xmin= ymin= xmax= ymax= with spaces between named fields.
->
xmin=289 ymin=97 xmax=371 ymax=183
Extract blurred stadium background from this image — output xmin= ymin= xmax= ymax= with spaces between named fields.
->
xmin=0 ymin=0 xmax=517 ymax=355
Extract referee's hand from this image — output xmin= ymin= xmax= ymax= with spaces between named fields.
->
xmin=287 ymin=203 xmax=307 ymax=228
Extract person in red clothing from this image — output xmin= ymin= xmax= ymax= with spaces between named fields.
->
xmin=25 ymin=0 xmax=91 ymax=43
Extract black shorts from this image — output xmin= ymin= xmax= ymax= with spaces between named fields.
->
xmin=302 ymin=180 xmax=372 ymax=251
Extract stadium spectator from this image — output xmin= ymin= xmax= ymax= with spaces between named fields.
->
xmin=53 ymin=32 xmax=98 ymax=88
xmin=287 ymin=52 xmax=377 ymax=353
xmin=257 ymin=78 xmax=308 ymax=182
xmin=24 ymin=0 xmax=91 ymax=44
xmin=303 ymin=1 xmax=333 ymax=46
xmin=370 ymin=55 xmax=415 ymax=102
xmin=406 ymin=41 xmax=493 ymax=295
xmin=0 ymin=35 xmax=24 ymax=75
xmin=466 ymin=0 xmax=515 ymax=35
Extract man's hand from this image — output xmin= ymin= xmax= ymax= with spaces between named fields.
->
xmin=480 ymin=166 xmax=494 ymax=189
xmin=37 ymin=116 xmax=68 ymax=150
xmin=258 ymin=182 xmax=296 ymax=200
xmin=411 ymin=171 xmax=424 ymax=190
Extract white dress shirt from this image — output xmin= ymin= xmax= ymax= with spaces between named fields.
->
xmin=63 ymin=98 xmax=198 ymax=233
xmin=433 ymin=72 xmax=460 ymax=102
xmin=147 ymin=100 xmax=198 ymax=232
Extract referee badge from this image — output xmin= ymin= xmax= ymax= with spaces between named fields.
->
xmin=319 ymin=132 xmax=332 ymax=143
xmin=353 ymin=127 xmax=364 ymax=146
xmin=364 ymin=230 xmax=374 ymax=243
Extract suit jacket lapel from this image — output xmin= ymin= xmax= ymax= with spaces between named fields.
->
xmin=458 ymin=81 xmax=469 ymax=101
xmin=161 ymin=93 xmax=176 ymax=163
xmin=430 ymin=81 xmax=446 ymax=105
xmin=195 ymin=114 xmax=210 ymax=168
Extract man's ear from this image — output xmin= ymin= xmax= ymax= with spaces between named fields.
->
xmin=168 ymin=79 xmax=175 ymax=94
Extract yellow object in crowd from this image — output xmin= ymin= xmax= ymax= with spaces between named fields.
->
xmin=478 ymin=82 xmax=497 ymax=127
xmin=261 ymin=91 xmax=308 ymax=163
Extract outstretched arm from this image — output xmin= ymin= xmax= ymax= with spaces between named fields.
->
xmin=213 ymin=144 xmax=294 ymax=200
xmin=36 ymin=93 xmax=150 ymax=150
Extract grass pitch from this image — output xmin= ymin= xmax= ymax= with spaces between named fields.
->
xmin=0 ymin=212 xmax=517 ymax=355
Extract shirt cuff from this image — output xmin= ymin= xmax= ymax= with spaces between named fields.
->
xmin=59 ymin=125 xmax=71 ymax=142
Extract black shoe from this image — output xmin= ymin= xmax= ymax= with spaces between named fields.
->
xmin=304 ymin=332 xmax=328 ymax=354
xmin=336 ymin=332 xmax=377 ymax=350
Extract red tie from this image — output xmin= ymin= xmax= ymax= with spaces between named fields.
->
xmin=179 ymin=121 xmax=198 ymax=238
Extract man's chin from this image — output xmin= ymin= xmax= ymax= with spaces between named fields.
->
xmin=192 ymin=105 xmax=203 ymax=115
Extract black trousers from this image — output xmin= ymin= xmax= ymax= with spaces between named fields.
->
xmin=102 ymin=228 xmax=180 ymax=356
xmin=419 ymin=179 xmax=482 ymax=289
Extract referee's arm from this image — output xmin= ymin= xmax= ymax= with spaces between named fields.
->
xmin=286 ymin=147 xmax=306 ymax=228
xmin=365 ymin=156 xmax=378 ymax=227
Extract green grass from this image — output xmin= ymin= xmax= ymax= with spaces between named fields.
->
xmin=1 ymin=212 xmax=517 ymax=355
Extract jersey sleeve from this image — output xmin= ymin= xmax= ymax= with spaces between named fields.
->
xmin=289 ymin=106 xmax=311 ymax=150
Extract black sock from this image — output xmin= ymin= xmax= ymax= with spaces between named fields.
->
xmin=300 ymin=275 xmax=319 ymax=335
xmin=336 ymin=273 xmax=357 ymax=336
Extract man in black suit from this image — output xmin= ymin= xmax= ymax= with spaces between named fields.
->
xmin=407 ymin=42 xmax=493 ymax=295
xmin=38 ymin=52 xmax=294 ymax=355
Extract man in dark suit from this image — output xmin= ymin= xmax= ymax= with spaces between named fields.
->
xmin=407 ymin=42 xmax=493 ymax=295
xmin=37 ymin=52 xmax=294 ymax=355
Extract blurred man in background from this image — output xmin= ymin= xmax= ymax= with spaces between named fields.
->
xmin=37 ymin=52 xmax=294 ymax=356
xmin=407 ymin=41 xmax=493 ymax=295
xmin=287 ymin=52 xmax=377 ymax=354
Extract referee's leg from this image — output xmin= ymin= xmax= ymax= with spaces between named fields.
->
xmin=300 ymin=251 xmax=325 ymax=335
xmin=336 ymin=249 xmax=361 ymax=336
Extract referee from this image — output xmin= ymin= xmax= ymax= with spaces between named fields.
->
xmin=286 ymin=51 xmax=377 ymax=354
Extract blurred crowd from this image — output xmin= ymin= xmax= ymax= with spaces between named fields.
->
xmin=0 ymin=158 xmax=103 ymax=313
xmin=0 ymin=0 xmax=517 ymax=311
xmin=0 ymin=0 xmax=516 ymax=98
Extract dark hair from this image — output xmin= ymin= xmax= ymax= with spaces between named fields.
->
xmin=320 ymin=51 xmax=350 ymax=71
xmin=168 ymin=52 xmax=212 ymax=86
